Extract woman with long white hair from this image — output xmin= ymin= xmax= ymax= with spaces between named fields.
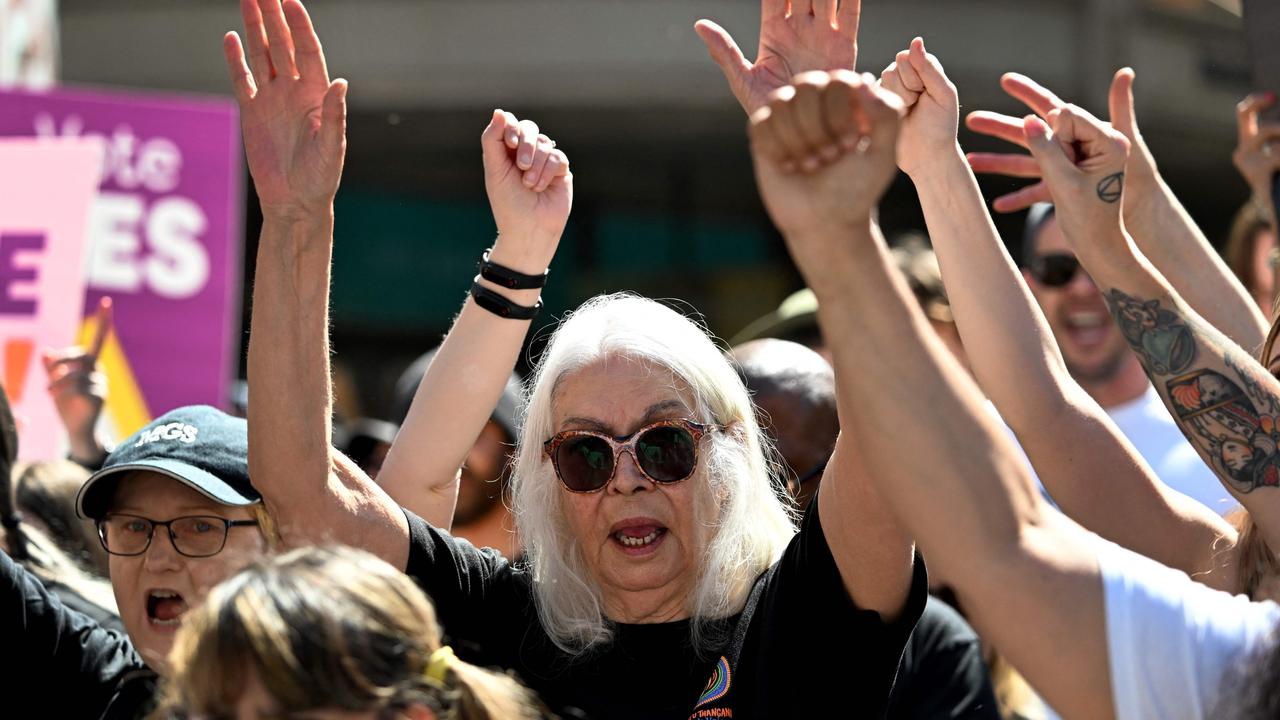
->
xmin=241 ymin=2 xmax=923 ymax=719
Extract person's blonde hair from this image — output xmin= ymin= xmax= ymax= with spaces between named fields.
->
xmin=155 ymin=545 xmax=540 ymax=720
xmin=511 ymin=293 xmax=796 ymax=653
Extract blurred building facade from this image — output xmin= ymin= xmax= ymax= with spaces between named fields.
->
xmin=55 ymin=0 xmax=1259 ymax=417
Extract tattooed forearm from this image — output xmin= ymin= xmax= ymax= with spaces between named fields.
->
xmin=1104 ymin=289 xmax=1196 ymax=375
xmin=1097 ymin=172 xmax=1124 ymax=203
xmin=1104 ymin=288 xmax=1280 ymax=494
xmin=1228 ymin=353 xmax=1280 ymax=416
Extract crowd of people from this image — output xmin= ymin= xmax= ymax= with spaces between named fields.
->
xmin=4 ymin=0 xmax=1280 ymax=718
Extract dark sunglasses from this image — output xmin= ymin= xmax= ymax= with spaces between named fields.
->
xmin=1028 ymin=253 xmax=1083 ymax=288
xmin=543 ymin=418 xmax=724 ymax=493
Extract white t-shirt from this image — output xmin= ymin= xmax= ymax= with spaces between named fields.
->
xmin=1004 ymin=387 xmax=1241 ymax=515
xmin=1099 ymin=540 xmax=1280 ymax=719
xmin=1107 ymin=386 xmax=1238 ymax=516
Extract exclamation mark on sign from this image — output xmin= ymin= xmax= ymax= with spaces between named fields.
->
xmin=2 ymin=339 xmax=34 ymax=402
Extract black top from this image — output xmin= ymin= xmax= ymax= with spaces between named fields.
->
xmin=0 ymin=548 xmax=155 ymax=719
xmin=403 ymin=502 xmax=927 ymax=720
xmin=43 ymin=578 xmax=126 ymax=634
xmin=887 ymin=596 xmax=1001 ymax=720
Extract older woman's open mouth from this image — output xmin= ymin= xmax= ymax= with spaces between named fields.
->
xmin=611 ymin=519 xmax=668 ymax=555
xmin=146 ymin=588 xmax=189 ymax=629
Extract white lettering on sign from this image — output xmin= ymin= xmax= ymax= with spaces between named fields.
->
xmin=88 ymin=194 xmax=144 ymax=292
xmin=145 ymin=197 xmax=209 ymax=298
xmin=87 ymin=193 xmax=210 ymax=299
xmin=33 ymin=114 xmax=183 ymax=192
xmin=34 ymin=113 xmax=211 ymax=299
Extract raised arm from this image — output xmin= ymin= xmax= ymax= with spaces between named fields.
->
xmin=43 ymin=297 xmax=113 ymax=469
xmin=748 ymin=72 xmax=1112 ymax=719
xmin=967 ymin=70 xmax=1268 ymax=352
xmin=748 ymin=71 xmax=916 ymax=619
xmin=880 ymin=40 xmax=1236 ymax=586
xmin=231 ymin=0 xmax=407 ymax=565
xmin=696 ymin=0 xmax=861 ymax=117
xmin=377 ymin=113 xmax=571 ymax=530
xmin=1021 ymin=102 xmax=1280 ymax=558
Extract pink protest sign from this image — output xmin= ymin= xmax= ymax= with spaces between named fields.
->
xmin=0 ymin=139 xmax=102 ymax=460
xmin=0 ymin=87 xmax=243 ymax=439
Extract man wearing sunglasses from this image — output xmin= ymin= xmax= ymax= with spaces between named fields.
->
xmin=1022 ymin=203 xmax=1235 ymax=514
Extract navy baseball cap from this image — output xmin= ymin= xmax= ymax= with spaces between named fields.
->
xmin=76 ymin=405 xmax=260 ymax=520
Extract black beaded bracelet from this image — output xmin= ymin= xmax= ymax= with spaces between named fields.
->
xmin=470 ymin=278 xmax=542 ymax=320
xmin=478 ymin=248 xmax=549 ymax=290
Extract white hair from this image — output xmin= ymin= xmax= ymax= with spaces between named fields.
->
xmin=511 ymin=293 xmax=797 ymax=654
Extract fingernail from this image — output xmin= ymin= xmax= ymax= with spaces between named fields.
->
xmin=801 ymin=156 xmax=820 ymax=172
xmin=519 ymin=154 xmax=531 ymax=167
xmin=820 ymin=145 xmax=840 ymax=161
xmin=781 ymin=160 xmax=798 ymax=174
xmin=841 ymin=134 xmax=860 ymax=150
xmin=523 ymin=171 xmax=537 ymax=186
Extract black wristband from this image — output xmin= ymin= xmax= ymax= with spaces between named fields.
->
xmin=478 ymin=248 xmax=549 ymax=290
xmin=470 ymin=278 xmax=542 ymax=320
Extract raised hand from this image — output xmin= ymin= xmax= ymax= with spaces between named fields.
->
xmin=1233 ymin=92 xmax=1280 ymax=211
xmin=43 ymin=297 xmax=112 ymax=466
xmin=696 ymin=0 xmax=861 ymax=116
xmin=749 ymin=70 xmax=903 ymax=277
xmin=964 ymin=69 xmax=1153 ymax=213
xmin=481 ymin=110 xmax=572 ymax=267
xmin=224 ymin=0 xmax=346 ymax=219
xmin=877 ymin=37 xmax=958 ymax=177
xmin=1021 ymin=105 xmax=1130 ymax=245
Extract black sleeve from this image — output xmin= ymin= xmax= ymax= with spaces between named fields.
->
xmin=0 ymin=548 xmax=143 ymax=715
xmin=735 ymin=503 xmax=928 ymax=719
xmin=400 ymin=508 xmax=531 ymax=666
xmin=888 ymin=598 xmax=1001 ymax=720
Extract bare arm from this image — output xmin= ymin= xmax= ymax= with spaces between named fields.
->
xmin=820 ymin=223 xmax=917 ymax=621
xmin=749 ymin=72 xmax=1112 ymax=719
xmin=1023 ymin=103 xmax=1280 ymax=562
xmin=968 ymin=70 xmax=1268 ymax=352
xmin=231 ymin=0 xmax=407 ymax=566
xmin=881 ymin=40 xmax=1236 ymax=587
xmin=747 ymin=71 xmax=912 ymax=620
xmin=701 ymin=0 xmax=920 ymax=617
xmin=43 ymin=298 xmax=113 ymax=468
xmin=377 ymin=112 xmax=571 ymax=530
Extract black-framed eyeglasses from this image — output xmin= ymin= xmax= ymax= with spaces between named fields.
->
xmin=97 ymin=513 xmax=259 ymax=558
xmin=1028 ymin=253 xmax=1084 ymax=288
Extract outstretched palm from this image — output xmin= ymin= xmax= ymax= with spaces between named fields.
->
xmin=697 ymin=0 xmax=861 ymax=116
xmin=225 ymin=0 xmax=346 ymax=217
